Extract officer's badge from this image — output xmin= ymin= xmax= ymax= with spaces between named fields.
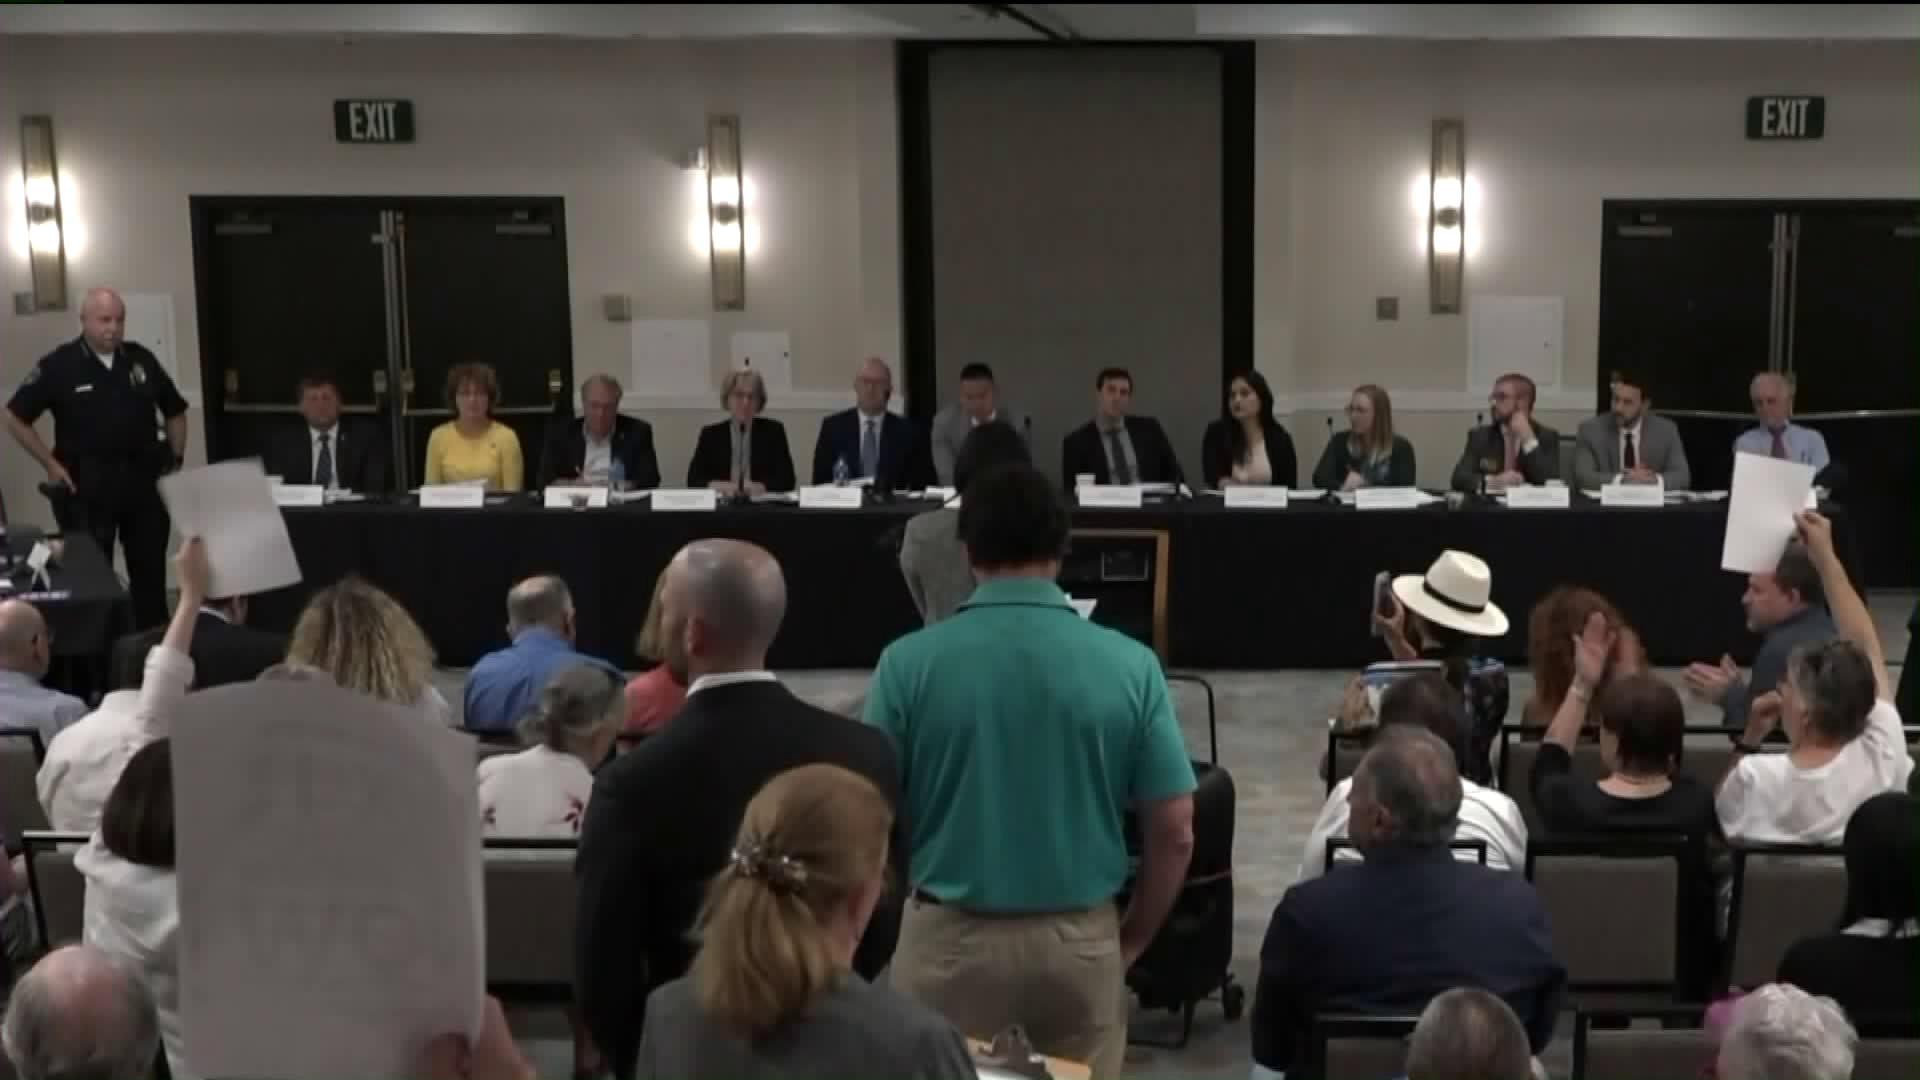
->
xmin=130 ymin=364 xmax=147 ymax=386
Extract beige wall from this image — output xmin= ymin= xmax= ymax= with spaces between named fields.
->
xmin=0 ymin=35 xmax=899 ymax=523
xmin=1257 ymin=39 xmax=1920 ymax=486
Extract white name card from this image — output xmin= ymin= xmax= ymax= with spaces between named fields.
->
xmin=543 ymin=486 xmax=610 ymax=509
xmin=272 ymin=484 xmax=326 ymax=508
xmin=1601 ymin=482 xmax=1665 ymax=508
xmin=652 ymin=488 xmax=718 ymax=512
xmin=1224 ymin=486 xmax=1289 ymax=509
xmin=798 ymin=485 xmax=864 ymax=510
xmin=1077 ymin=484 xmax=1144 ymax=509
xmin=418 ymin=485 xmax=485 ymax=509
xmin=1505 ymin=485 xmax=1571 ymax=509
xmin=1355 ymin=487 xmax=1422 ymax=511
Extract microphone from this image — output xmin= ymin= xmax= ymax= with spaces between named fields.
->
xmin=1475 ymin=411 xmax=1485 ymax=430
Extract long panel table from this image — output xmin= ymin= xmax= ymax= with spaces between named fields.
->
xmin=257 ymin=497 xmax=1853 ymax=671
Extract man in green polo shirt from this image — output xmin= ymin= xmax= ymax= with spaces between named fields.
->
xmin=864 ymin=463 xmax=1196 ymax=1079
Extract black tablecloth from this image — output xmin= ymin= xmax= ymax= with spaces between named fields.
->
xmin=261 ymin=497 xmax=1855 ymax=671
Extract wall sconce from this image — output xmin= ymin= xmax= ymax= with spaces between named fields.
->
xmin=1429 ymin=118 xmax=1464 ymax=315
xmin=706 ymin=115 xmax=744 ymax=311
xmin=19 ymin=115 xmax=67 ymax=311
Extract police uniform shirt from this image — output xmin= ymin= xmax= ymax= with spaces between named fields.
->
xmin=8 ymin=338 xmax=188 ymax=462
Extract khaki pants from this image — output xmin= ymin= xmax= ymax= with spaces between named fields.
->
xmin=892 ymin=898 xmax=1127 ymax=1079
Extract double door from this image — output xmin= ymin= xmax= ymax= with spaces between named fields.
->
xmin=192 ymin=197 xmax=573 ymax=490
xmin=1599 ymin=200 xmax=1920 ymax=585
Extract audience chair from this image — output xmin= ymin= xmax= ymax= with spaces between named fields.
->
xmin=1496 ymin=726 xmax=1605 ymax=832
xmin=1165 ymin=671 xmax=1219 ymax=765
xmin=1724 ymin=843 xmax=1846 ymax=990
xmin=470 ymin=736 xmax=518 ymax=764
xmin=0 ymin=729 xmax=48 ymax=853
xmin=1853 ymin=1038 xmax=1920 ymax=1080
xmin=1526 ymin=836 xmax=1690 ymax=1010
xmin=1325 ymin=837 xmax=1486 ymax=875
xmin=481 ymin=837 xmax=578 ymax=1003
xmin=1325 ymin=729 xmax=1368 ymax=798
xmin=1572 ymin=1008 xmax=1712 ymax=1080
xmin=22 ymin=830 xmax=89 ymax=947
xmin=1308 ymin=1015 xmax=1417 ymax=1080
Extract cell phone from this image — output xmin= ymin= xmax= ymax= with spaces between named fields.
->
xmin=1370 ymin=571 xmax=1394 ymax=636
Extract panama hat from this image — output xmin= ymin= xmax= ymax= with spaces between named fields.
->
xmin=1391 ymin=550 xmax=1509 ymax=638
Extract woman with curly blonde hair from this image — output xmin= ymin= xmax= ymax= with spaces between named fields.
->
xmin=287 ymin=577 xmax=452 ymax=726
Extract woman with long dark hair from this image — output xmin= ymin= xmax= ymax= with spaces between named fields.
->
xmin=1201 ymin=371 xmax=1298 ymax=489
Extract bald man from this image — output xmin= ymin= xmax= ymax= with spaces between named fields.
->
xmin=2 ymin=945 xmax=162 ymax=1080
xmin=575 ymin=540 xmax=907 ymax=1080
xmin=7 ymin=288 xmax=190 ymax=628
xmin=0 ymin=599 xmax=85 ymax=747
xmin=1736 ymin=372 xmax=1830 ymax=471
xmin=462 ymin=574 xmax=621 ymax=733
xmin=809 ymin=358 xmax=932 ymax=488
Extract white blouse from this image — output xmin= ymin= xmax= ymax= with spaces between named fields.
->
xmin=1232 ymin=440 xmax=1273 ymax=486
xmin=477 ymin=745 xmax=596 ymax=838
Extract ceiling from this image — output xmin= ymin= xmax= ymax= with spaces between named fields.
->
xmin=0 ymin=3 xmax=1914 ymax=41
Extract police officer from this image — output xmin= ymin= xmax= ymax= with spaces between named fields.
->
xmin=5 ymin=288 xmax=188 ymax=629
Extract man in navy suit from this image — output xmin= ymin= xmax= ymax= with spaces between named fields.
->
xmin=1251 ymin=727 xmax=1564 ymax=1078
xmin=810 ymin=358 xmax=929 ymax=489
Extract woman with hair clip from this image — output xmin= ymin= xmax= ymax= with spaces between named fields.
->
xmin=635 ymin=764 xmax=975 ymax=1080
xmin=477 ymin=663 xmax=625 ymax=837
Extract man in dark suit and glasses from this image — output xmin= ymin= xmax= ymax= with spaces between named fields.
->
xmin=262 ymin=375 xmax=387 ymax=493
xmin=575 ymin=539 xmax=905 ymax=1079
xmin=1060 ymin=367 xmax=1180 ymax=486
xmin=810 ymin=358 xmax=930 ymax=489
xmin=538 ymin=373 xmax=661 ymax=490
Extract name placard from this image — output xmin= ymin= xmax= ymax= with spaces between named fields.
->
xmin=543 ymin=486 xmax=610 ymax=509
xmin=272 ymin=484 xmax=326 ymax=508
xmin=652 ymin=488 xmax=719 ymax=512
xmin=1224 ymin=486 xmax=1289 ymax=509
xmin=1356 ymin=487 xmax=1422 ymax=511
xmin=419 ymin=485 xmax=485 ymax=509
xmin=1077 ymin=484 xmax=1144 ymax=509
xmin=1505 ymin=485 xmax=1571 ymax=509
xmin=1601 ymin=482 xmax=1665 ymax=508
xmin=798 ymin=485 xmax=864 ymax=510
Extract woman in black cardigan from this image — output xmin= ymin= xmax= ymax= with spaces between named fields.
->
xmin=1311 ymin=383 xmax=1417 ymax=490
xmin=1200 ymin=370 xmax=1298 ymax=488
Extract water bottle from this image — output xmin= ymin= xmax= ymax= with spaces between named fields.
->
xmin=608 ymin=458 xmax=627 ymax=492
xmin=832 ymin=456 xmax=850 ymax=486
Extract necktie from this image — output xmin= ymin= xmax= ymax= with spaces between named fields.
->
xmin=860 ymin=419 xmax=880 ymax=478
xmin=316 ymin=433 xmax=334 ymax=488
xmin=733 ymin=425 xmax=748 ymax=488
xmin=1106 ymin=429 xmax=1133 ymax=485
xmin=1623 ymin=432 xmax=1637 ymax=471
xmin=1771 ymin=429 xmax=1788 ymax=460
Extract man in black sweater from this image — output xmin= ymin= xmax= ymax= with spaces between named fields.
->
xmin=574 ymin=539 xmax=905 ymax=1079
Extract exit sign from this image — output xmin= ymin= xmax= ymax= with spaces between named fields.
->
xmin=333 ymin=99 xmax=415 ymax=144
xmin=1747 ymin=96 xmax=1825 ymax=140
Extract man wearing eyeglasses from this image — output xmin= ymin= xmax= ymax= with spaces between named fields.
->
xmin=0 ymin=599 xmax=85 ymax=747
xmin=1450 ymin=374 xmax=1562 ymax=493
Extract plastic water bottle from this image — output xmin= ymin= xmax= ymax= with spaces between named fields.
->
xmin=832 ymin=456 xmax=850 ymax=486
xmin=608 ymin=458 xmax=626 ymax=492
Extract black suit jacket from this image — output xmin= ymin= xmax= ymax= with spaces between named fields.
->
xmin=537 ymin=415 xmax=661 ymax=490
xmin=810 ymin=409 xmax=930 ymax=489
xmin=1251 ymin=847 xmax=1566 ymax=1074
xmin=1449 ymin=420 xmax=1563 ymax=493
xmin=574 ymin=680 xmax=906 ymax=1079
xmin=686 ymin=417 xmax=796 ymax=492
xmin=109 ymin=611 xmax=288 ymax=691
xmin=1061 ymin=415 xmax=1180 ymax=485
xmin=262 ymin=423 xmax=387 ymax=493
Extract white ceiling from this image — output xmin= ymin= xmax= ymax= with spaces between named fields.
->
xmin=0 ymin=3 xmax=1913 ymax=40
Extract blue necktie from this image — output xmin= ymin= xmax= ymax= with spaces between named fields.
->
xmin=860 ymin=419 xmax=880 ymax=478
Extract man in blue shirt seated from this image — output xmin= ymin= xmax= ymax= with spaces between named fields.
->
xmin=0 ymin=599 xmax=86 ymax=748
xmin=1251 ymin=727 xmax=1564 ymax=1079
xmin=1735 ymin=371 xmax=1830 ymax=471
xmin=462 ymin=575 xmax=622 ymax=733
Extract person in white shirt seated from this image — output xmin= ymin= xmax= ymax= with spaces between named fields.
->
xmin=1736 ymin=371 xmax=1830 ymax=471
xmin=1717 ymin=510 xmax=1913 ymax=845
xmin=1301 ymin=671 xmax=1526 ymax=880
xmin=478 ymin=663 xmax=624 ymax=838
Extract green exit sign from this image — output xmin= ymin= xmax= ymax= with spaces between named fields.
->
xmin=1746 ymin=96 xmax=1824 ymax=140
xmin=333 ymin=99 xmax=415 ymax=144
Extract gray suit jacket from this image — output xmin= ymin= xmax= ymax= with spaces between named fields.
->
xmin=1572 ymin=412 xmax=1691 ymax=490
xmin=898 ymin=507 xmax=976 ymax=625
xmin=929 ymin=404 xmax=1030 ymax=486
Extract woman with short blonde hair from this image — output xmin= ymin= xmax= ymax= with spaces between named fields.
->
xmin=422 ymin=361 xmax=524 ymax=491
xmin=686 ymin=369 xmax=796 ymax=494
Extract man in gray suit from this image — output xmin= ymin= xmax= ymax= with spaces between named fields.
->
xmin=929 ymin=362 xmax=1029 ymax=485
xmin=1572 ymin=369 xmax=1690 ymax=490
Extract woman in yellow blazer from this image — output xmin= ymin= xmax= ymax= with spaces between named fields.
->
xmin=423 ymin=362 xmax=524 ymax=491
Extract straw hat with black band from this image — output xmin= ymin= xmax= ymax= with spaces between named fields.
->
xmin=1391 ymin=551 xmax=1509 ymax=638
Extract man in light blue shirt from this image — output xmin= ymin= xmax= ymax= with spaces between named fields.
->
xmin=0 ymin=599 xmax=85 ymax=749
xmin=1734 ymin=372 xmax=1829 ymax=471
xmin=462 ymin=575 xmax=622 ymax=733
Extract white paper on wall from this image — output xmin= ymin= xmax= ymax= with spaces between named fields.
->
xmin=629 ymin=319 xmax=711 ymax=398
xmin=1468 ymin=295 xmax=1563 ymax=394
xmin=729 ymin=331 xmax=792 ymax=395
xmin=123 ymin=292 xmax=178 ymax=379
